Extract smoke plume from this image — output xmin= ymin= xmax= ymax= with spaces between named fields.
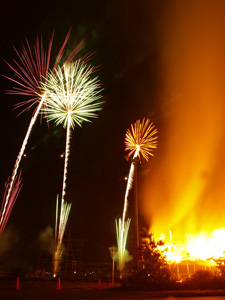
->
xmin=38 ymin=226 xmax=55 ymax=254
xmin=0 ymin=226 xmax=19 ymax=256
xmin=142 ymin=1 xmax=225 ymax=241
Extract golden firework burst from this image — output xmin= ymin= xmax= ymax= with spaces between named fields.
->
xmin=125 ymin=118 xmax=157 ymax=161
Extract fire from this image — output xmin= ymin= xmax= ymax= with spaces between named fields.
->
xmin=141 ymin=2 xmax=225 ymax=269
xmin=186 ymin=229 xmax=225 ymax=261
xmin=157 ymin=229 xmax=225 ymax=266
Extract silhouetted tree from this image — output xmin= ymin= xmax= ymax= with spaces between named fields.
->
xmin=138 ymin=229 xmax=170 ymax=282
xmin=214 ymin=256 xmax=225 ymax=277
xmin=121 ymin=228 xmax=170 ymax=289
xmin=185 ymin=269 xmax=225 ymax=290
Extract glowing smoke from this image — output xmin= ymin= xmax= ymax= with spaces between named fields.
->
xmin=38 ymin=226 xmax=55 ymax=254
xmin=142 ymin=1 xmax=225 ymax=240
xmin=0 ymin=226 xmax=19 ymax=256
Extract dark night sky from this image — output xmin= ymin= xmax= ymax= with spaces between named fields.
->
xmin=0 ymin=0 xmax=162 ymax=269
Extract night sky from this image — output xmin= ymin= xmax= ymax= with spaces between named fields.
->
xmin=0 ymin=0 xmax=161 ymax=269
xmin=2 ymin=0 xmax=225 ymax=272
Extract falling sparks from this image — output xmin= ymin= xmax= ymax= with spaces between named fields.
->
xmin=1 ymin=31 xmax=84 ymax=235
xmin=54 ymin=195 xmax=71 ymax=275
xmin=115 ymin=218 xmax=131 ymax=272
xmin=117 ymin=118 xmax=157 ymax=271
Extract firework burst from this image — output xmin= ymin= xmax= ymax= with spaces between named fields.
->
xmin=122 ymin=118 xmax=158 ymax=219
xmin=125 ymin=118 xmax=157 ymax=161
xmin=42 ymin=59 xmax=103 ymax=273
xmin=42 ymin=61 xmax=103 ymax=204
xmin=118 ymin=118 xmax=157 ymax=271
xmin=1 ymin=31 xmax=83 ymax=235
xmin=41 ymin=61 xmax=103 ymax=128
xmin=4 ymin=30 xmax=83 ymax=113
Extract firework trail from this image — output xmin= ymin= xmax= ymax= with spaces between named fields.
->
xmin=54 ymin=195 xmax=71 ymax=275
xmin=42 ymin=61 xmax=103 ymax=205
xmin=0 ymin=173 xmax=23 ymax=237
xmin=1 ymin=31 xmax=84 ymax=235
xmin=123 ymin=118 xmax=158 ymax=226
xmin=117 ymin=118 xmax=157 ymax=270
xmin=115 ymin=218 xmax=131 ymax=271
xmin=42 ymin=60 xmax=103 ymax=273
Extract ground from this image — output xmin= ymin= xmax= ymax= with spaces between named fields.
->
xmin=1 ymin=280 xmax=225 ymax=300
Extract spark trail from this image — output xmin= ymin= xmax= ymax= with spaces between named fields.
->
xmin=1 ymin=31 xmax=83 ymax=235
xmin=54 ymin=195 xmax=71 ymax=275
xmin=61 ymin=112 xmax=72 ymax=205
xmin=117 ymin=118 xmax=157 ymax=271
xmin=115 ymin=218 xmax=131 ymax=271
xmin=42 ymin=62 xmax=103 ymax=205
xmin=0 ymin=173 xmax=23 ymax=237
xmin=0 ymin=93 xmax=45 ymax=230
xmin=42 ymin=60 xmax=103 ymax=272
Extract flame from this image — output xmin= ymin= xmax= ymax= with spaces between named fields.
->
xmin=141 ymin=1 xmax=225 ymax=254
xmin=157 ymin=229 xmax=225 ymax=265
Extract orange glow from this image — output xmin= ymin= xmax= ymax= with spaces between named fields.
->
xmin=157 ymin=229 xmax=225 ymax=267
xmin=142 ymin=1 xmax=225 ymax=256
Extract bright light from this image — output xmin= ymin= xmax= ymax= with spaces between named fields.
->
xmin=156 ymin=228 xmax=225 ymax=265
xmin=42 ymin=61 xmax=103 ymax=205
xmin=115 ymin=218 xmax=131 ymax=271
xmin=117 ymin=118 xmax=157 ymax=271
xmin=41 ymin=61 xmax=103 ymax=129
xmin=125 ymin=118 xmax=157 ymax=161
xmin=1 ymin=32 xmax=84 ymax=236
xmin=122 ymin=118 xmax=158 ymax=224
xmin=54 ymin=195 xmax=71 ymax=275
xmin=0 ymin=92 xmax=46 ymax=233
xmin=43 ymin=59 xmax=103 ymax=274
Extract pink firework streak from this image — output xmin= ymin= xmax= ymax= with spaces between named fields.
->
xmin=0 ymin=173 xmax=23 ymax=237
xmin=1 ymin=30 xmax=84 ymax=234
